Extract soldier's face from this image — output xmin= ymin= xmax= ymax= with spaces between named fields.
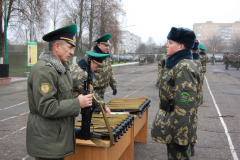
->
xmin=55 ymin=41 xmax=74 ymax=63
xmin=98 ymin=43 xmax=109 ymax=53
xmin=91 ymin=60 xmax=99 ymax=71
xmin=166 ymin=40 xmax=181 ymax=56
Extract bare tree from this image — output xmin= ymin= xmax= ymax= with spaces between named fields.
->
xmin=146 ymin=37 xmax=156 ymax=53
xmin=206 ymin=34 xmax=224 ymax=52
xmin=136 ymin=43 xmax=147 ymax=53
xmin=232 ymin=36 xmax=240 ymax=52
xmin=0 ymin=0 xmax=14 ymax=59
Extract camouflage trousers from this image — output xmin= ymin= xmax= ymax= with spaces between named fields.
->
xmin=167 ymin=143 xmax=191 ymax=160
xmin=94 ymin=88 xmax=106 ymax=100
xmin=225 ymin=61 xmax=229 ymax=70
xmin=237 ymin=62 xmax=240 ymax=69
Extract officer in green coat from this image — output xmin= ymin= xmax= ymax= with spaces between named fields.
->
xmin=26 ymin=24 xmax=92 ymax=160
xmin=151 ymin=27 xmax=200 ymax=160
xmin=90 ymin=34 xmax=117 ymax=99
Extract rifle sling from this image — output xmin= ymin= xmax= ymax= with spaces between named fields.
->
xmin=91 ymin=95 xmax=114 ymax=147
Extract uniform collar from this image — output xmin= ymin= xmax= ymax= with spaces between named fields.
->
xmin=166 ymin=49 xmax=193 ymax=68
xmin=39 ymin=49 xmax=69 ymax=73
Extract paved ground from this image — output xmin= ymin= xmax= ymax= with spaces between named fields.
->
xmin=0 ymin=62 xmax=239 ymax=160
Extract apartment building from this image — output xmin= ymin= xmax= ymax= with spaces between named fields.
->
xmin=193 ymin=21 xmax=240 ymax=46
xmin=118 ymin=30 xmax=141 ymax=54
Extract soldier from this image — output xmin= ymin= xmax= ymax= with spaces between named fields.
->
xmin=155 ymin=53 xmax=167 ymax=88
xmin=26 ymin=24 xmax=92 ymax=160
xmin=151 ymin=27 xmax=200 ymax=160
xmin=90 ymin=34 xmax=117 ymax=100
xmin=225 ymin=52 xmax=230 ymax=70
xmin=190 ymin=40 xmax=204 ymax=156
xmin=211 ymin=54 xmax=215 ymax=65
xmin=199 ymin=44 xmax=208 ymax=78
xmin=70 ymin=51 xmax=111 ymax=114
xmin=236 ymin=53 xmax=240 ymax=70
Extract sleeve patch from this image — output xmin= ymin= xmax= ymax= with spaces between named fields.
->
xmin=180 ymin=92 xmax=190 ymax=103
xmin=41 ymin=83 xmax=50 ymax=94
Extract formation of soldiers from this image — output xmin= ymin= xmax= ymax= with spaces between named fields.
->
xmin=223 ymin=52 xmax=240 ymax=70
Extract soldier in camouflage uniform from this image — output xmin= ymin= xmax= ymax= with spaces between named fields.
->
xmin=225 ymin=53 xmax=230 ymax=70
xmin=155 ymin=53 xmax=167 ymax=88
xmin=90 ymin=34 xmax=117 ymax=99
xmin=70 ymin=51 xmax=111 ymax=114
xmin=151 ymin=27 xmax=200 ymax=160
xmin=211 ymin=54 xmax=215 ymax=65
xmin=199 ymin=44 xmax=208 ymax=86
xmin=190 ymin=40 xmax=204 ymax=156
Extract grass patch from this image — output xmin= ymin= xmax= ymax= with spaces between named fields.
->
xmin=10 ymin=67 xmax=31 ymax=73
xmin=112 ymin=61 xmax=136 ymax=65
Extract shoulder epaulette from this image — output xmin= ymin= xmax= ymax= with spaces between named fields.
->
xmin=46 ymin=62 xmax=52 ymax=67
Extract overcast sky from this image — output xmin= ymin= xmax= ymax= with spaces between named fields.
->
xmin=121 ymin=0 xmax=240 ymax=45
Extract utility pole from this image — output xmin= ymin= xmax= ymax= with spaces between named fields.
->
xmin=30 ymin=0 xmax=34 ymax=42
xmin=5 ymin=0 xmax=8 ymax=63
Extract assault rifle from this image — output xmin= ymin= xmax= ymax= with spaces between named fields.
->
xmin=75 ymin=57 xmax=95 ymax=140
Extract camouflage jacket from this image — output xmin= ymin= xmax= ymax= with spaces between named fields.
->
xmin=70 ymin=59 xmax=106 ymax=109
xmin=199 ymin=52 xmax=208 ymax=73
xmin=90 ymin=45 xmax=117 ymax=90
xmin=158 ymin=55 xmax=167 ymax=67
xmin=151 ymin=49 xmax=200 ymax=146
xmin=193 ymin=53 xmax=204 ymax=107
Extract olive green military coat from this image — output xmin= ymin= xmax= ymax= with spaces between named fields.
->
xmin=151 ymin=59 xmax=200 ymax=146
xmin=26 ymin=49 xmax=80 ymax=159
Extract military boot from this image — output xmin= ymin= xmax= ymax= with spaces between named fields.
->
xmin=191 ymin=145 xmax=195 ymax=156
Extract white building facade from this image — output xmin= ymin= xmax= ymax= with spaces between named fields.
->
xmin=118 ymin=30 xmax=141 ymax=54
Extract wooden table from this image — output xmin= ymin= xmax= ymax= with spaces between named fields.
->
xmin=65 ymin=109 xmax=148 ymax=160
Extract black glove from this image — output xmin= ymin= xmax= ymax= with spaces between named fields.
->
xmin=175 ymin=143 xmax=188 ymax=152
xmin=113 ymin=88 xmax=117 ymax=95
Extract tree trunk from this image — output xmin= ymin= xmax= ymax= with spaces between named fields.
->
xmin=88 ymin=0 xmax=94 ymax=50
xmin=74 ymin=0 xmax=84 ymax=58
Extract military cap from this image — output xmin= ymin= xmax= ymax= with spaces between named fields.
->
xmin=94 ymin=34 xmax=111 ymax=46
xmin=199 ymin=44 xmax=207 ymax=51
xmin=167 ymin=27 xmax=196 ymax=48
xmin=86 ymin=51 xmax=109 ymax=66
xmin=42 ymin=24 xmax=77 ymax=47
xmin=192 ymin=40 xmax=199 ymax=50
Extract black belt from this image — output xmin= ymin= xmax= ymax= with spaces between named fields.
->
xmin=160 ymin=103 xmax=174 ymax=112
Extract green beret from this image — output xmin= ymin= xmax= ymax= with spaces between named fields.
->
xmin=42 ymin=24 xmax=77 ymax=46
xmin=94 ymin=34 xmax=111 ymax=46
xmin=199 ymin=44 xmax=207 ymax=51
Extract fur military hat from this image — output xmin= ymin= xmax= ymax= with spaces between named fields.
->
xmin=42 ymin=24 xmax=77 ymax=47
xmin=199 ymin=44 xmax=207 ymax=51
xmin=167 ymin=27 xmax=196 ymax=48
xmin=192 ymin=40 xmax=199 ymax=50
